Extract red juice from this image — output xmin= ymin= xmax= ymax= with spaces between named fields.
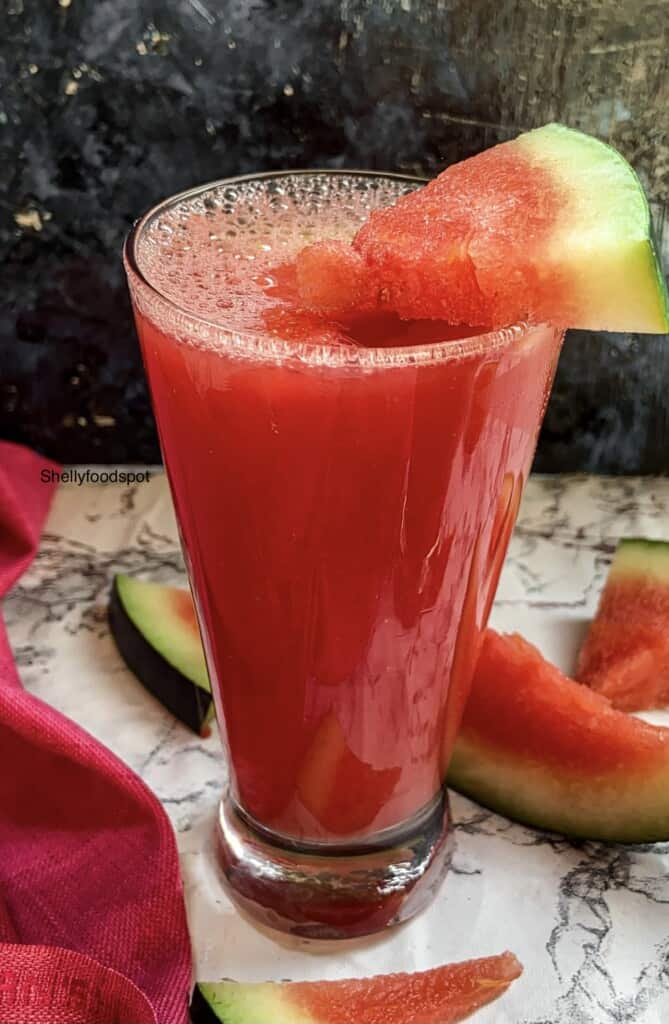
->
xmin=126 ymin=174 xmax=562 ymax=852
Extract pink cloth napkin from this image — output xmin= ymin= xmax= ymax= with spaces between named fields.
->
xmin=0 ymin=441 xmax=192 ymax=1023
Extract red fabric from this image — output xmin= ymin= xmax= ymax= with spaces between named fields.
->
xmin=0 ymin=441 xmax=192 ymax=1024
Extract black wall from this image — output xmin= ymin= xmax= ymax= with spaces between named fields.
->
xmin=2 ymin=0 xmax=668 ymax=470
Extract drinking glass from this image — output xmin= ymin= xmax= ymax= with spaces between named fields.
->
xmin=124 ymin=171 xmax=563 ymax=938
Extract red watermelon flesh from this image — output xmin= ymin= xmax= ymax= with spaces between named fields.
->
xmin=295 ymin=124 xmax=669 ymax=334
xmin=577 ymin=538 xmax=669 ymax=711
xmin=447 ymin=629 xmax=669 ymax=842
xmin=296 ymin=711 xmax=401 ymax=836
xmin=353 ymin=141 xmax=559 ymax=328
xmin=296 ymin=241 xmax=378 ymax=315
xmin=193 ymin=953 xmax=523 ymax=1024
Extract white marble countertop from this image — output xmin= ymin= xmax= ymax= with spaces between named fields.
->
xmin=6 ymin=470 xmax=669 ymax=1024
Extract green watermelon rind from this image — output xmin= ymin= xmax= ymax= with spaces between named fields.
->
xmin=192 ymin=981 xmax=313 ymax=1024
xmin=109 ymin=575 xmax=213 ymax=734
xmin=447 ymin=738 xmax=669 ymax=845
xmin=114 ymin=574 xmax=210 ymax=693
xmin=518 ymin=123 xmax=669 ymax=334
xmin=586 ymin=127 xmax=669 ymax=333
xmin=609 ymin=537 xmax=669 ymax=583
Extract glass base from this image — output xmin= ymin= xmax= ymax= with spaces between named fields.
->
xmin=215 ymin=788 xmax=453 ymax=939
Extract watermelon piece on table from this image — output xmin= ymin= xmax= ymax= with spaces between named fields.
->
xmin=190 ymin=953 xmax=523 ymax=1024
xmin=296 ymin=123 xmax=669 ymax=333
xmin=447 ymin=629 xmax=669 ymax=843
xmin=109 ymin=574 xmax=213 ymax=734
xmin=577 ymin=538 xmax=669 ymax=711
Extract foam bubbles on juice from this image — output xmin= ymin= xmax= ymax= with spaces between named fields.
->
xmin=134 ymin=174 xmax=417 ymax=342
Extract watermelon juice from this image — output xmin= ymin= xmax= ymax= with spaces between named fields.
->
xmin=125 ymin=171 xmax=563 ymax=934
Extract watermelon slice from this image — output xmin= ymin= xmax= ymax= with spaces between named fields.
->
xmin=190 ymin=953 xmax=523 ymax=1024
xmin=296 ymin=123 xmax=669 ymax=333
xmin=447 ymin=629 xmax=669 ymax=843
xmin=108 ymin=574 xmax=213 ymax=734
xmin=577 ymin=538 xmax=669 ymax=711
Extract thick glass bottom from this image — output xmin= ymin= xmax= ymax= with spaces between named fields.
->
xmin=215 ymin=787 xmax=453 ymax=939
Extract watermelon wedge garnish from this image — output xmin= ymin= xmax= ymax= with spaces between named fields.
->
xmin=448 ymin=629 xmax=669 ymax=843
xmin=577 ymin=538 xmax=669 ymax=710
xmin=296 ymin=123 xmax=669 ymax=333
xmin=190 ymin=953 xmax=523 ymax=1024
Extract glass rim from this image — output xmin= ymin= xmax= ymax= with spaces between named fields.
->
xmin=123 ymin=168 xmax=547 ymax=369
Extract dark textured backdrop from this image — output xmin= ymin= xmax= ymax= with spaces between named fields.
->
xmin=1 ymin=0 xmax=668 ymax=470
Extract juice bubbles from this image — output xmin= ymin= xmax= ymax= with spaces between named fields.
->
xmin=126 ymin=173 xmax=562 ymax=851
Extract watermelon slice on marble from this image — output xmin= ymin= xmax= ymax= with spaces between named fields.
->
xmin=577 ymin=538 xmax=669 ymax=711
xmin=109 ymin=574 xmax=213 ymax=734
xmin=190 ymin=953 xmax=523 ymax=1024
xmin=447 ymin=629 xmax=669 ymax=843
xmin=296 ymin=123 xmax=669 ymax=333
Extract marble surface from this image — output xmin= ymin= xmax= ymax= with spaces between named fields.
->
xmin=5 ymin=469 xmax=669 ymax=1023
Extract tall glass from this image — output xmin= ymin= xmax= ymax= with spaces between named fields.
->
xmin=124 ymin=171 xmax=563 ymax=938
